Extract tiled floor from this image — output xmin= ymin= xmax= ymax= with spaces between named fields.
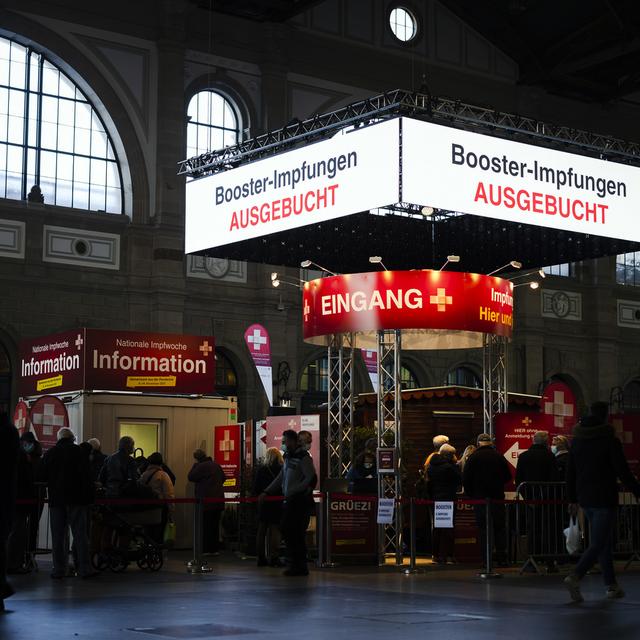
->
xmin=2 ymin=554 xmax=640 ymax=639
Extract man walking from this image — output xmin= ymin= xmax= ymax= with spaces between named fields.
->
xmin=564 ymin=402 xmax=640 ymax=602
xmin=40 ymin=428 xmax=95 ymax=579
xmin=262 ymin=430 xmax=317 ymax=576
xmin=463 ymin=433 xmax=512 ymax=566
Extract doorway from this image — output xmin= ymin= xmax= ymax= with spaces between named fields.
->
xmin=118 ymin=420 xmax=162 ymax=458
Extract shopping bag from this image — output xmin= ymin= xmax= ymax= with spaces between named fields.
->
xmin=564 ymin=516 xmax=581 ymax=555
xmin=163 ymin=521 xmax=176 ymax=547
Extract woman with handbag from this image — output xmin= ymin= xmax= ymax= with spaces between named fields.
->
xmin=140 ymin=452 xmax=175 ymax=545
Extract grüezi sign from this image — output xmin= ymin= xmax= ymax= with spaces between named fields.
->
xmin=184 ymin=118 xmax=400 ymax=253
xmin=18 ymin=329 xmax=215 ymax=396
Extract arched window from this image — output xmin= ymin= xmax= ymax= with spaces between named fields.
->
xmin=300 ymin=356 xmax=328 ymax=393
xmin=186 ymin=90 xmax=240 ymax=158
xmin=623 ymin=380 xmax=640 ymax=411
xmin=215 ymin=349 xmax=238 ymax=396
xmin=446 ymin=366 xmax=481 ymax=388
xmin=0 ymin=36 xmax=122 ymax=212
xmin=400 ymin=364 xmax=419 ymax=390
xmin=0 ymin=342 xmax=10 ymax=415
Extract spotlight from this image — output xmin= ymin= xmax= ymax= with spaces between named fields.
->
xmin=272 ymin=279 xmax=280 ymax=288
xmin=299 ymin=259 xmax=336 ymax=276
xmin=271 ymin=272 xmax=278 ymax=281
xmin=439 ymin=255 xmax=460 ymax=271
xmin=487 ymin=260 xmax=522 ymax=276
xmin=421 ymin=206 xmax=434 ymax=216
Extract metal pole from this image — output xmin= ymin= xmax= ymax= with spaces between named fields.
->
xmin=187 ymin=498 xmax=212 ymax=574
xmin=479 ymin=498 xmax=501 ymax=579
xmin=322 ymin=492 xmax=338 ymax=568
xmin=403 ymin=498 xmax=421 ymax=574
xmin=316 ymin=494 xmax=324 ymax=568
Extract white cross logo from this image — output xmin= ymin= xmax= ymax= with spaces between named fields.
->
xmin=75 ymin=333 xmax=84 ymax=350
xmin=288 ymin=419 xmax=297 ymax=429
xmin=303 ymin=300 xmax=311 ymax=322
xmin=612 ymin=418 xmax=633 ymax=445
xmin=429 ymin=288 xmax=453 ymax=312
xmin=544 ymin=391 xmax=574 ymax=428
xmin=32 ymin=403 xmax=66 ymax=436
xmin=199 ymin=340 xmax=212 ymax=356
xmin=219 ymin=429 xmax=235 ymax=461
xmin=247 ymin=329 xmax=267 ymax=351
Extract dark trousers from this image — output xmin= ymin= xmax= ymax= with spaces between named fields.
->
xmin=281 ymin=499 xmax=310 ymax=571
xmin=575 ymin=507 xmax=616 ymax=585
xmin=202 ymin=509 xmax=221 ymax=553
xmin=433 ymin=527 xmax=455 ymax=560
xmin=474 ymin=503 xmax=507 ymax=564
xmin=0 ymin=536 xmax=10 ymax=597
xmin=50 ymin=505 xmax=91 ymax=577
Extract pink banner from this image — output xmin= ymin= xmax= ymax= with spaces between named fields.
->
xmin=244 ymin=324 xmax=273 ymax=405
xmin=360 ymin=349 xmax=378 ymax=391
xmin=264 ymin=415 xmax=320 ymax=466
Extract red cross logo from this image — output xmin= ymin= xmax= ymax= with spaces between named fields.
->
xmin=303 ymin=299 xmax=311 ymax=322
xmin=430 ymin=288 xmax=453 ymax=312
xmin=522 ymin=417 xmax=532 ymax=427
xmin=219 ymin=429 xmax=235 ymax=461
xmin=247 ymin=328 xmax=267 ymax=352
xmin=75 ymin=333 xmax=84 ymax=350
xmin=198 ymin=340 xmax=213 ymax=356
xmin=544 ymin=391 xmax=574 ymax=429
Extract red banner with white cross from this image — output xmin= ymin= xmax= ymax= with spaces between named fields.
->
xmin=302 ymin=270 xmax=513 ymax=341
xmin=541 ymin=380 xmax=577 ymax=431
xmin=244 ymin=324 xmax=273 ymax=405
xmin=29 ymin=395 xmax=70 ymax=451
xmin=213 ymin=424 xmax=242 ymax=489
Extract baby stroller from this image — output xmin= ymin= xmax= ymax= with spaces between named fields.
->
xmin=91 ymin=503 xmax=164 ymax=573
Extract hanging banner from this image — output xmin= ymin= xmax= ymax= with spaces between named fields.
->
xmin=244 ymin=324 xmax=273 ymax=405
xmin=361 ymin=349 xmax=378 ymax=391
xmin=264 ymin=415 xmax=321 ymax=464
xmin=13 ymin=401 xmax=31 ymax=436
xmin=213 ymin=424 xmax=242 ymax=489
xmin=185 ymin=119 xmax=400 ymax=253
xmin=29 ymin=395 xmax=70 ymax=451
xmin=610 ymin=414 xmax=640 ymax=475
xmin=402 ymin=117 xmax=640 ymax=244
xmin=541 ymin=380 xmax=577 ymax=431
xmin=18 ymin=329 xmax=216 ymax=396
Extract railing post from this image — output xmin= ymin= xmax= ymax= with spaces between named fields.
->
xmin=315 ymin=493 xmax=325 ymax=568
xmin=479 ymin=498 xmax=501 ymax=579
xmin=321 ymin=492 xmax=338 ymax=568
xmin=402 ymin=498 xmax=420 ymax=574
xmin=187 ymin=498 xmax=212 ymax=574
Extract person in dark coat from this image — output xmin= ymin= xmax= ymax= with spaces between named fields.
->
xmin=99 ymin=436 xmax=139 ymax=497
xmin=564 ymin=402 xmax=640 ymax=602
xmin=515 ymin=431 xmax=560 ymax=569
xmin=188 ymin=449 xmax=226 ymax=554
xmin=463 ymin=433 xmax=512 ymax=566
xmin=40 ymin=428 xmax=96 ymax=579
xmin=19 ymin=432 xmax=44 ymax=560
xmin=0 ymin=413 xmax=20 ymax=612
xmin=86 ymin=438 xmax=108 ymax=483
xmin=253 ymin=447 xmax=284 ymax=567
xmin=427 ymin=444 xmax=461 ymax=563
xmin=552 ymin=435 xmax=570 ymax=480
xmin=346 ymin=450 xmax=377 ymax=494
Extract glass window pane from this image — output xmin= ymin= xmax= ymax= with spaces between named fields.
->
xmin=89 ymin=184 xmax=105 ymax=210
xmin=105 ymin=187 xmax=121 ymax=213
xmin=106 ymin=161 xmax=119 ymax=188
xmin=74 ymin=155 xmax=89 ymax=183
xmin=0 ymin=40 xmax=10 ymax=63
xmin=74 ymin=126 xmax=90 ymax=155
xmin=6 ymin=170 xmax=22 ymax=198
xmin=9 ymin=61 xmax=26 ymax=89
xmin=74 ymin=102 xmax=91 ymax=131
xmin=90 ymin=158 xmax=106 ymax=186
xmin=187 ymin=95 xmax=198 ymax=119
xmin=57 ymin=98 xmax=74 ymax=126
xmin=72 ymin=182 xmax=89 ymax=209
xmin=57 ymin=124 xmax=74 ymax=153
xmin=40 ymin=119 xmax=57 ymax=150
xmin=40 ymin=177 xmax=55 ymax=204
xmin=57 ymin=153 xmax=73 ymax=181
xmin=7 ymin=116 xmax=24 ymax=144
xmin=42 ymin=61 xmax=59 ymax=95
xmin=29 ymin=53 xmax=39 ymax=91
xmin=8 ymin=89 xmax=24 ymax=116
xmin=58 ymin=73 xmax=75 ymax=100
xmin=56 ymin=178 xmax=73 ymax=207
xmin=40 ymin=150 xmax=57 ymax=179
xmin=0 ymin=58 xmax=9 ymax=87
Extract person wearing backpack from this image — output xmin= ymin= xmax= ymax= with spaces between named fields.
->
xmin=140 ymin=452 xmax=175 ymax=544
xmin=99 ymin=436 xmax=140 ymax=498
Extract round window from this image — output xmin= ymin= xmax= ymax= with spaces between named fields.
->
xmin=389 ymin=6 xmax=418 ymax=43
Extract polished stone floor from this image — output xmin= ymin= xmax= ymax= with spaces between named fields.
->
xmin=2 ymin=554 xmax=640 ymax=639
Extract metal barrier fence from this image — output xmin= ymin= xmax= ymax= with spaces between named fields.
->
xmin=13 ymin=489 xmax=640 ymax=577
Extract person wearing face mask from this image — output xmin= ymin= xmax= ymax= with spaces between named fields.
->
xmin=552 ymin=435 xmax=570 ymax=480
xmin=261 ymin=429 xmax=317 ymax=576
xmin=346 ymin=451 xmax=377 ymax=494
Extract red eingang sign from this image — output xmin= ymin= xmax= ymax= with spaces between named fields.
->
xmin=302 ymin=270 xmax=513 ymax=349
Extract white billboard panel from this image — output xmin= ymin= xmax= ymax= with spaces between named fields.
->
xmin=185 ymin=119 xmax=400 ymax=253
xmin=402 ymin=118 xmax=640 ymax=242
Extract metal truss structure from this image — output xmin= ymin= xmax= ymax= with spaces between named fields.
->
xmin=482 ymin=334 xmax=509 ymax=437
xmin=377 ymin=329 xmax=403 ymax=564
xmin=178 ymin=89 xmax=640 ymax=177
xmin=327 ymin=333 xmax=355 ymax=479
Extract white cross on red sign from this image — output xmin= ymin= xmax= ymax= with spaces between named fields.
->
xmin=430 ymin=288 xmax=453 ymax=312
xmin=75 ymin=333 xmax=84 ymax=350
xmin=303 ymin=299 xmax=311 ymax=322
xmin=247 ymin=328 xmax=268 ymax=351
xmin=219 ymin=429 xmax=236 ymax=461
xmin=544 ymin=390 xmax=575 ymax=428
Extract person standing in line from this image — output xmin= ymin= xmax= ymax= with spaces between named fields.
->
xmin=86 ymin=438 xmax=108 ymax=483
xmin=261 ymin=430 xmax=317 ymax=576
xmin=253 ymin=447 xmax=284 ymax=567
xmin=423 ymin=435 xmax=451 ymax=471
xmin=564 ymin=402 xmax=640 ymax=602
xmin=99 ymin=436 xmax=139 ymax=497
xmin=463 ymin=433 xmax=512 ymax=566
xmin=552 ymin=435 xmax=570 ymax=480
xmin=0 ymin=413 xmax=20 ymax=612
xmin=141 ymin=452 xmax=175 ymax=545
xmin=40 ymin=428 xmax=96 ymax=579
xmin=457 ymin=445 xmax=476 ymax=474
xmin=427 ymin=444 xmax=461 ymax=564
xmin=188 ymin=449 xmax=225 ymax=555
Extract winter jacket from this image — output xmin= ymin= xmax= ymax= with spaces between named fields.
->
xmin=188 ymin=457 xmax=226 ymax=511
xmin=555 ymin=451 xmax=569 ymax=481
xmin=265 ymin=447 xmax=316 ymax=499
xmin=567 ymin=419 xmax=640 ymax=508
xmin=40 ymin=438 xmax=94 ymax=507
xmin=462 ymin=445 xmax=512 ymax=500
xmin=515 ymin=443 xmax=559 ymax=488
xmin=253 ymin=461 xmax=283 ymax=524
xmin=141 ymin=465 xmax=175 ymax=515
xmin=88 ymin=449 xmax=107 ymax=483
xmin=427 ymin=455 xmax=461 ymax=501
xmin=99 ymin=449 xmax=140 ymax=498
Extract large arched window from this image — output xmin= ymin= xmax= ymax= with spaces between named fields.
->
xmin=0 ymin=36 xmax=123 ymax=212
xmin=215 ymin=349 xmax=238 ymax=397
xmin=186 ymin=90 xmax=240 ymax=158
xmin=300 ymin=356 xmax=328 ymax=393
xmin=623 ymin=379 xmax=640 ymax=411
xmin=400 ymin=364 xmax=419 ymax=390
xmin=446 ymin=365 xmax=481 ymax=388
